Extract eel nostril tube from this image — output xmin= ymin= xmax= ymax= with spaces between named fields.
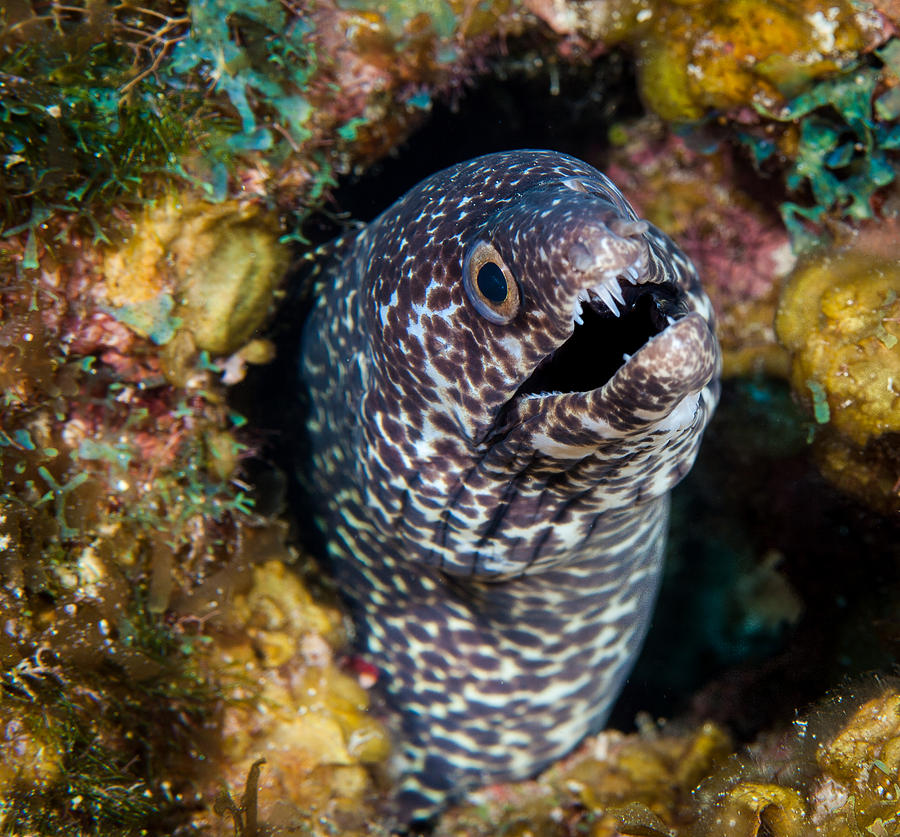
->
xmin=609 ymin=218 xmax=649 ymax=238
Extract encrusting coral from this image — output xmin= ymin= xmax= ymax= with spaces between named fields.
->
xmin=524 ymin=0 xmax=886 ymax=121
xmin=431 ymin=681 xmax=900 ymax=837
xmin=635 ymin=0 xmax=880 ymax=123
xmin=776 ymin=232 xmax=900 ymax=513
xmin=187 ymin=559 xmax=391 ymax=833
xmin=694 ymin=682 xmax=900 ymax=837
xmin=102 ymin=196 xmax=289 ymax=355
xmin=433 ymin=719 xmax=735 ymax=836
xmin=2 ymin=0 xmax=500 ymax=828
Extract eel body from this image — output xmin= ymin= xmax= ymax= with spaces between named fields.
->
xmin=298 ymin=150 xmax=721 ymax=822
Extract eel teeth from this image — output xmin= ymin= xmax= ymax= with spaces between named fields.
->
xmin=572 ymin=292 xmax=585 ymax=325
xmin=589 ymin=283 xmax=621 ymax=318
xmin=608 ymin=282 xmax=626 ymax=306
xmin=572 ymin=254 xmax=652 ymax=322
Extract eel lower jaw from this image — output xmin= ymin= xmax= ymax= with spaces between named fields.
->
xmin=485 ymin=311 xmax=717 ymax=455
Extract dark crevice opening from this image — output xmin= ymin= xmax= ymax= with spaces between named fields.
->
xmin=298 ymin=47 xmax=641 ymax=245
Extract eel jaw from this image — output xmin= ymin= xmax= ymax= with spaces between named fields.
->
xmin=487 ymin=307 xmax=717 ymax=458
xmin=513 ymin=273 xmax=689 ymax=400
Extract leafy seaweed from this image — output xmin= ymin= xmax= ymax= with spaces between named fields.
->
xmin=168 ymin=0 xmax=316 ymax=156
xmin=745 ymin=52 xmax=900 ymax=250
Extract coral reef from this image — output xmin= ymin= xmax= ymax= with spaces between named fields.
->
xmin=187 ymin=559 xmax=391 ymax=834
xmin=694 ymin=682 xmax=900 ymax=837
xmin=102 ymin=196 xmax=289 ymax=355
xmin=433 ymin=719 xmax=734 ymax=836
xmin=0 ymin=0 xmax=525 ymax=263
xmin=0 ymin=119 xmax=371 ymax=836
xmin=524 ymin=0 xmax=886 ymax=122
xmin=1 ymin=0 xmax=900 ymax=832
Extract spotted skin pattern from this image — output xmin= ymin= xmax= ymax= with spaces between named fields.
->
xmin=298 ymin=150 xmax=720 ymax=822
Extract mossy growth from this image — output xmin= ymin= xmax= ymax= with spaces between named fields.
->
xmin=0 ymin=0 xmax=326 ymax=260
xmin=0 ymin=248 xmax=282 ymax=832
xmin=0 ymin=3 xmax=214 ymax=251
xmin=0 ymin=601 xmax=219 ymax=835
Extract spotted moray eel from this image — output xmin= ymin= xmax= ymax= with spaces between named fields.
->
xmin=298 ymin=150 xmax=721 ymax=823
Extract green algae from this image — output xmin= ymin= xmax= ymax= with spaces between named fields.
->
xmin=0 ymin=549 xmax=219 ymax=835
xmin=0 ymin=0 xmax=323 ymax=257
xmin=776 ymin=247 xmax=900 ymax=512
xmin=105 ymin=293 xmax=182 ymax=346
xmin=168 ymin=0 xmax=317 ymax=153
xmin=806 ymin=379 xmax=831 ymax=425
xmin=746 ymin=57 xmax=900 ymax=251
xmin=0 ymin=16 xmax=210 ymax=242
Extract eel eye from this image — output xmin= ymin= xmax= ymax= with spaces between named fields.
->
xmin=477 ymin=262 xmax=507 ymax=303
xmin=463 ymin=241 xmax=520 ymax=324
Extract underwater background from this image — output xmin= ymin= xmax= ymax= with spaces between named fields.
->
xmin=1 ymin=0 xmax=899 ymax=833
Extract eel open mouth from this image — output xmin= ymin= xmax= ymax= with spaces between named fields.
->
xmin=515 ymin=278 xmax=688 ymax=398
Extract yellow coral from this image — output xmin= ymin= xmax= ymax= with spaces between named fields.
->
xmin=199 ymin=559 xmax=390 ymax=832
xmin=807 ymin=687 xmax=900 ymax=836
xmin=552 ymin=721 xmax=732 ymax=824
xmin=435 ymin=685 xmax=900 ymax=836
xmin=776 ymin=249 xmax=900 ymax=511
xmin=103 ymin=196 xmax=288 ymax=354
xmin=700 ymin=782 xmax=807 ymax=837
xmin=818 ymin=691 xmax=900 ymax=787
xmin=780 ymin=254 xmax=900 ymax=422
